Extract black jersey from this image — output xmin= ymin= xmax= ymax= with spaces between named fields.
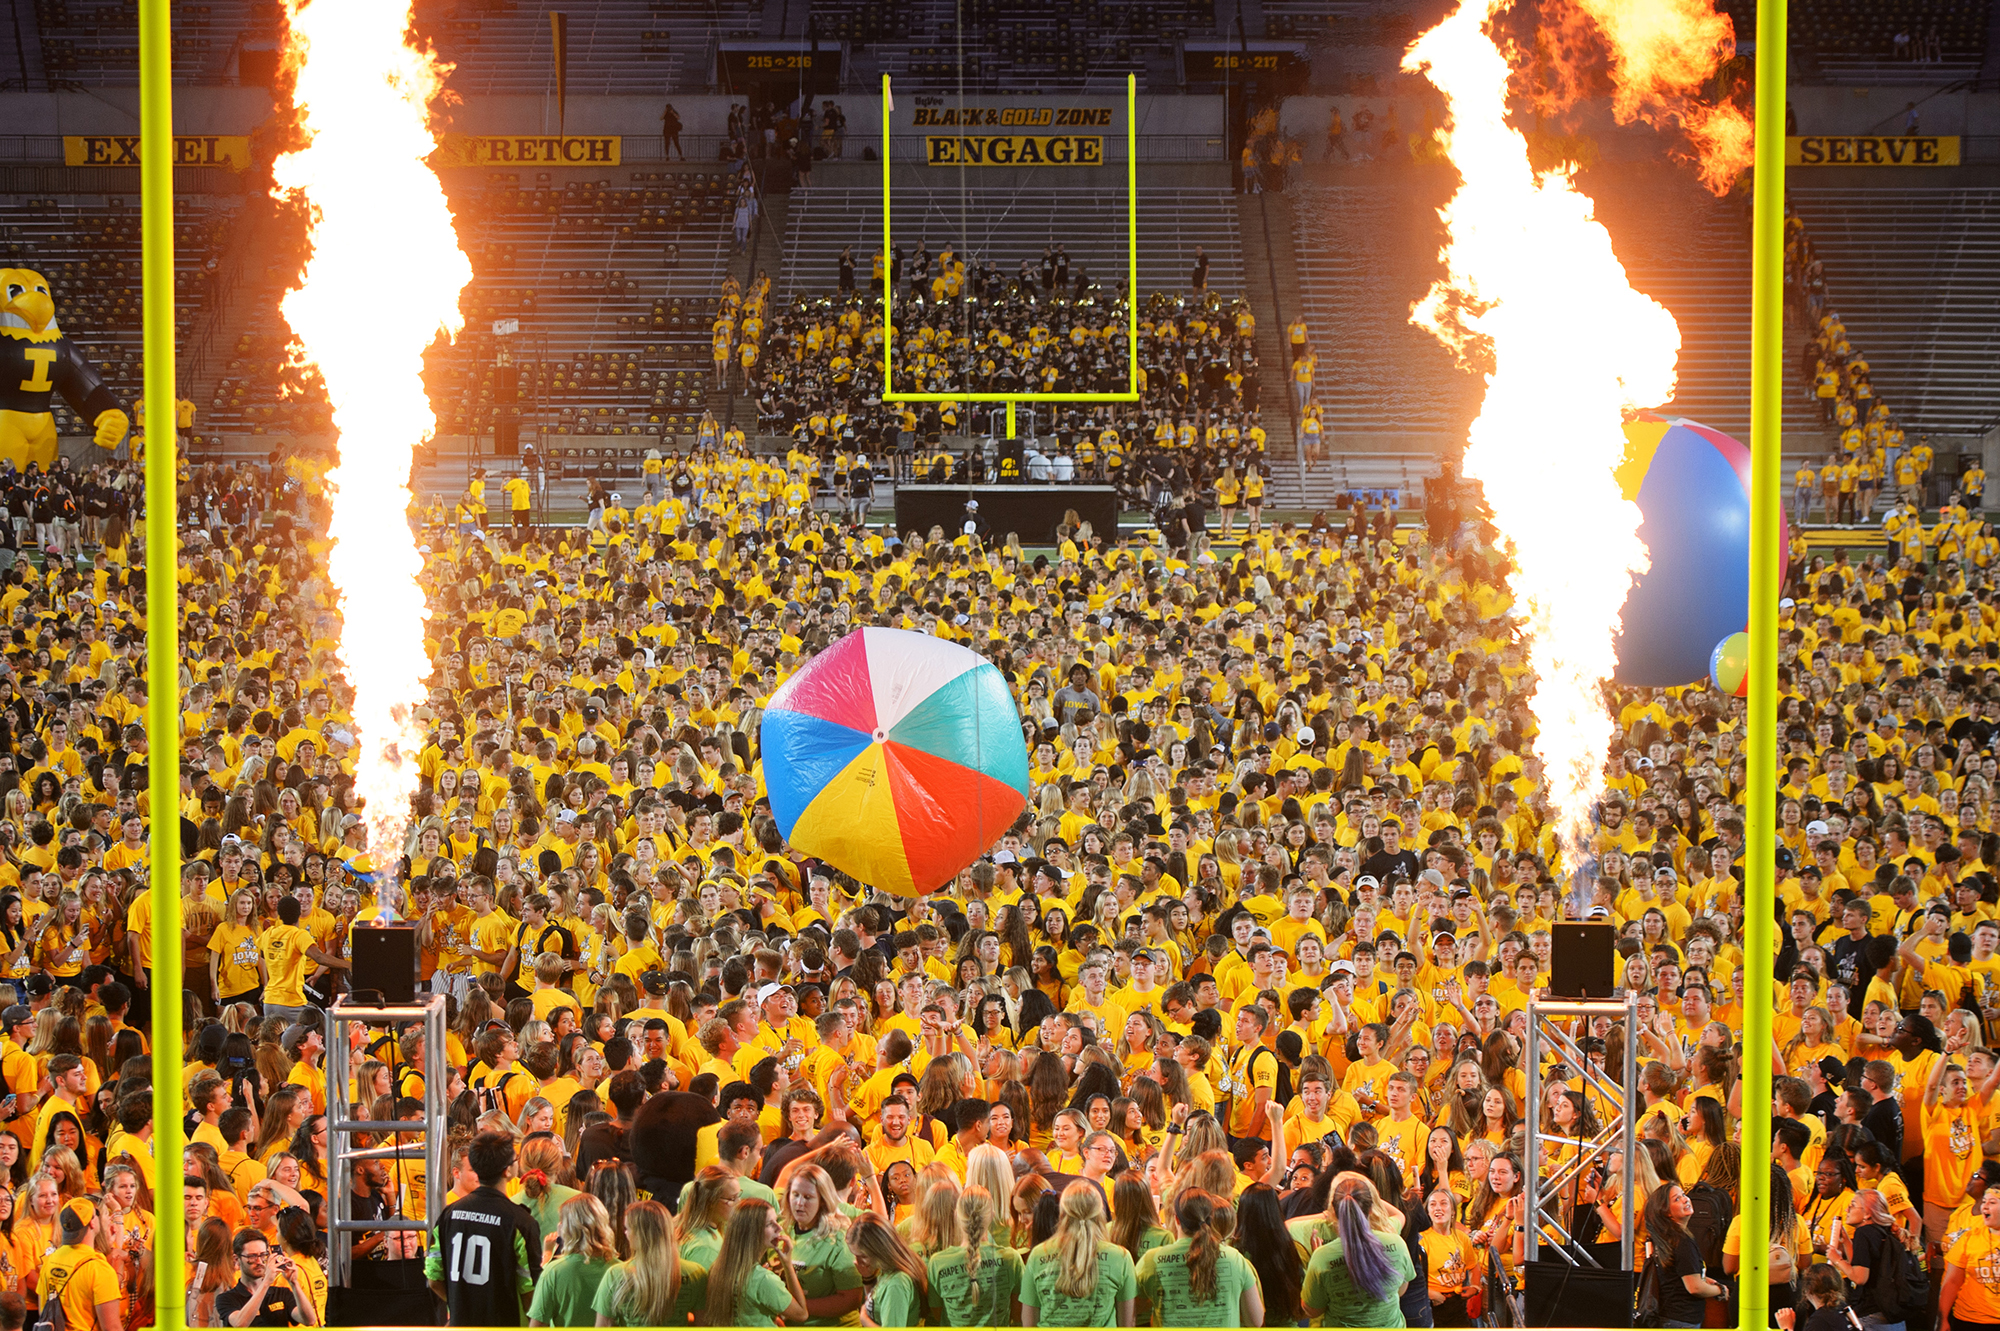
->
xmin=421 ymin=1184 xmax=540 ymax=1327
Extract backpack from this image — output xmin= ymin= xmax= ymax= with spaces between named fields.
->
xmin=1685 ymin=1180 xmax=1734 ymax=1274
xmin=1878 ymin=1237 xmax=1931 ymax=1320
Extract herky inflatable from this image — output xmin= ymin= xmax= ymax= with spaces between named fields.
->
xmin=0 ymin=268 xmax=129 ymax=470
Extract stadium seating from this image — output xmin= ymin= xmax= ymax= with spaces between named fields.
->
xmin=1285 ymin=169 xmax=1826 ymax=444
xmin=1717 ymin=0 xmax=1991 ymax=84
xmin=29 ymin=0 xmax=256 ymax=86
xmin=0 ymin=194 xmax=234 ymax=434
xmin=773 ymin=186 xmax=1246 ymax=300
xmin=1787 ymin=184 xmax=2000 ymax=436
xmin=202 ymin=170 xmax=739 ymax=455
xmin=412 ymin=0 xmax=762 ymax=98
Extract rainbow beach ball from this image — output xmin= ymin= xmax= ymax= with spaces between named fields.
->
xmin=1709 ymin=631 xmax=1750 ymax=697
xmin=1610 ymin=414 xmax=1788 ymax=687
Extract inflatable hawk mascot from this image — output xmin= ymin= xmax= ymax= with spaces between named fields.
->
xmin=0 ymin=268 xmax=129 ymax=471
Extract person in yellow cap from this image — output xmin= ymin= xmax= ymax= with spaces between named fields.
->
xmin=36 ymin=1197 xmax=123 ymax=1331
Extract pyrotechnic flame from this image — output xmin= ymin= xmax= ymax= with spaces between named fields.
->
xmin=1529 ymin=0 xmax=1754 ymax=192
xmin=273 ymin=0 xmax=470 ymax=864
xmin=1405 ymin=0 xmax=1679 ymax=871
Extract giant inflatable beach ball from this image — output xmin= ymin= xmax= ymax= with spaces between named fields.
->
xmin=762 ymin=627 xmax=1030 ymax=896
xmin=1611 ymin=414 xmax=1789 ymax=687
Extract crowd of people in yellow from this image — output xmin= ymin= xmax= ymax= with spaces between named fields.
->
xmin=2 ymin=416 xmax=2000 ymax=1331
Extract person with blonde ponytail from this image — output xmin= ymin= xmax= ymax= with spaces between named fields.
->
xmin=847 ymin=1212 xmax=928 ymax=1328
xmin=900 ymin=1165 xmax=961 ymax=1258
xmin=1300 ymin=1173 xmax=1417 ymax=1327
xmin=674 ymin=1164 xmax=740 ymax=1266
xmin=1020 ymin=1181 xmax=1137 ymax=1327
xmin=703 ymin=1197 xmax=810 ymax=1326
xmin=928 ymin=1184 xmax=1024 ymax=1325
xmin=526 ymin=1193 xmax=619 ymax=1327
xmin=1134 ymin=1187 xmax=1264 ymax=1326
xmin=593 ymin=1199 xmax=708 ymax=1327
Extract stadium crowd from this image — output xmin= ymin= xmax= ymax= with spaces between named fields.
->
xmin=698 ymin=253 xmax=1276 ymax=515
xmin=1785 ymin=205 xmax=1981 ymax=538
xmin=0 ymin=428 xmax=1994 ymax=1331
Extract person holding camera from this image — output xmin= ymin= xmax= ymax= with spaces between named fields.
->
xmin=214 ymin=1228 xmax=318 ymax=1327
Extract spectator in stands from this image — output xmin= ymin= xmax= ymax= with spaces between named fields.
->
xmin=661 ymin=103 xmax=684 ymax=161
xmin=822 ymin=101 xmax=846 ymax=158
xmin=1327 ymin=108 xmax=1349 ymax=161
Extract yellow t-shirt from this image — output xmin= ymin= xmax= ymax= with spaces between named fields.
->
xmin=259 ymin=924 xmax=316 ymax=1008
xmin=37 ymin=1244 xmax=120 ymax=1331
xmin=1949 ymin=1224 xmax=2000 ymax=1322
xmin=208 ymin=922 xmax=264 ymax=998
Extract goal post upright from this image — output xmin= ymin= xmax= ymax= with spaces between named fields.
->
xmin=879 ymin=72 xmax=1140 ymax=437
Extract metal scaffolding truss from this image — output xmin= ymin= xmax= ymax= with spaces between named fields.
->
xmin=323 ymin=995 xmax=451 ymax=1287
xmin=1523 ymin=995 xmax=1641 ymax=1270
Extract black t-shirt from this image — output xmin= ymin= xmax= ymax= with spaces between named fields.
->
xmin=1862 ymin=1097 xmax=1904 ymax=1160
xmin=1656 ymin=1236 xmax=1710 ymax=1326
xmin=1359 ymin=848 xmax=1423 ymax=884
xmin=1848 ymin=1223 xmax=1895 ymax=1316
xmin=214 ymin=1280 xmax=299 ymax=1326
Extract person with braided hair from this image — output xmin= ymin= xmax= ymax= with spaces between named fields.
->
xmin=927 ymin=1184 xmax=1022 ymax=1325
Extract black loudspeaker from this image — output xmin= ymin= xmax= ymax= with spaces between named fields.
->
xmin=493 ymin=416 xmax=518 ymax=456
xmin=1523 ymin=1259 xmax=1633 ymax=1327
xmin=350 ymin=924 xmax=418 ymax=1004
xmin=1549 ymin=923 xmax=1617 ymax=999
xmin=327 ymin=1256 xmax=437 ymax=1326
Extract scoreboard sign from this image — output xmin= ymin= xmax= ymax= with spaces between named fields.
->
xmin=1181 ymin=40 xmax=1309 ymax=83
xmin=716 ymin=40 xmax=842 ymax=87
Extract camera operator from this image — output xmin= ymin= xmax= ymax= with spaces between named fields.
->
xmin=215 ymin=1229 xmax=318 ymax=1326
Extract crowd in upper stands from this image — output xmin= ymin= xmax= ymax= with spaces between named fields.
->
xmin=695 ymin=247 xmax=1278 ymax=521
xmin=1785 ymin=204 xmax=1983 ymax=546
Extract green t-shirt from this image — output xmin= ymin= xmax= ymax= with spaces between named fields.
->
xmin=1134 ymin=1236 xmax=1261 ymax=1327
xmin=679 ymin=1227 xmax=722 ymax=1268
xmin=523 ymin=1185 xmax=581 ymax=1245
xmin=927 ymin=1243 xmax=1024 ymax=1326
xmin=677 ymin=1174 xmax=777 ymax=1210
xmin=1300 ymin=1232 xmax=1416 ymax=1329
xmin=725 ymin=1264 xmax=795 ymax=1326
xmin=590 ymin=1258 xmax=709 ymax=1326
xmin=865 ymin=1270 xmax=922 ymax=1328
xmin=1021 ymin=1239 xmax=1138 ymax=1328
xmin=1128 ymin=1225 xmax=1173 ymax=1265
xmin=524 ymin=1253 xmax=616 ymax=1329
xmin=787 ymin=1223 xmax=863 ymax=1325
